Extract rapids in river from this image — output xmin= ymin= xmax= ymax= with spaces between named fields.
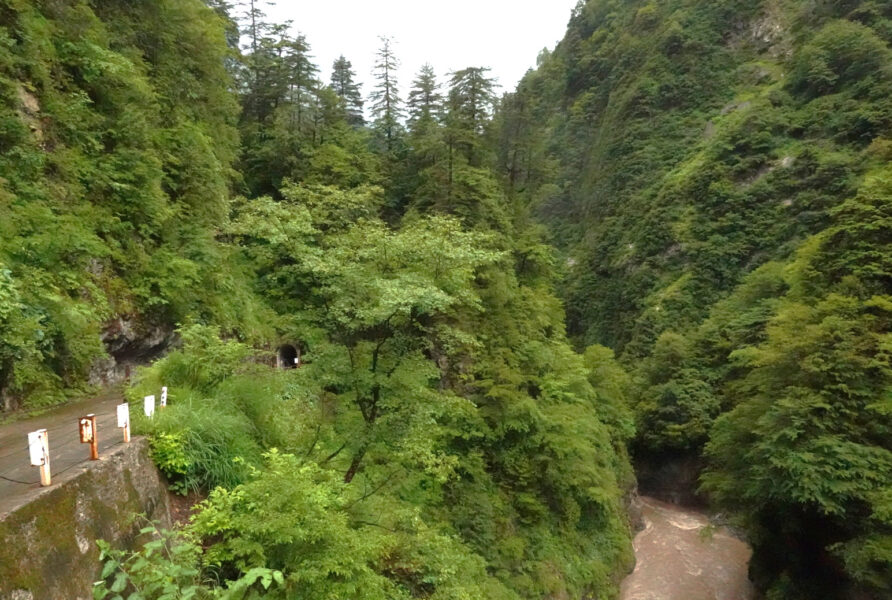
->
xmin=620 ymin=497 xmax=754 ymax=600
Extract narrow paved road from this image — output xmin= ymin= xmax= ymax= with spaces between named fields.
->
xmin=0 ymin=389 xmax=125 ymax=515
xmin=621 ymin=496 xmax=754 ymax=600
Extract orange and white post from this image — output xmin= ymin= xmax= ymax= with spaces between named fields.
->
xmin=28 ymin=428 xmax=51 ymax=486
xmin=79 ymin=414 xmax=99 ymax=460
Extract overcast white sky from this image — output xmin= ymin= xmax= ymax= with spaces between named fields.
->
xmin=262 ymin=0 xmax=578 ymax=98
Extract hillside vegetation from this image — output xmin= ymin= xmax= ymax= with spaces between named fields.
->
xmin=3 ymin=0 xmax=891 ymax=598
xmin=500 ymin=0 xmax=891 ymax=597
xmin=0 ymin=0 xmax=269 ymax=410
xmin=2 ymin=1 xmax=636 ymax=598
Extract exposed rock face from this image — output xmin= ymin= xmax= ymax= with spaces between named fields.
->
xmin=0 ymin=439 xmax=170 ymax=600
xmin=16 ymin=86 xmax=44 ymax=145
xmin=634 ymin=452 xmax=706 ymax=507
xmin=89 ymin=317 xmax=174 ymax=386
xmin=625 ymin=487 xmax=645 ymax=533
xmin=727 ymin=1 xmax=792 ymax=58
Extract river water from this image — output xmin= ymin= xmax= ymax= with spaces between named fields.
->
xmin=620 ymin=496 xmax=754 ymax=600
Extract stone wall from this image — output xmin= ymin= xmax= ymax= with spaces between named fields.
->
xmin=0 ymin=439 xmax=170 ymax=600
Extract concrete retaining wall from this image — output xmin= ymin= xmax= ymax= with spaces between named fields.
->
xmin=0 ymin=439 xmax=170 ymax=600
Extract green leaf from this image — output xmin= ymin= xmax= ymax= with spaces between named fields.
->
xmin=110 ymin=572 xmax=128 ymax=593
xmin=100 ymin=560 xmax=118 ymax=579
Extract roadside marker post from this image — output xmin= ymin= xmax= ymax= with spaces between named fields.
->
xmin=160 ymin=386 xmax=168 ymax=409
xmin=79 ymin=414 xmax=99 ymax=460
xmin=117 ymin=402 xmax=131 ymax=443
xmin=28 ymin=429 xmax=51 ymax=486
xmin=144 ymin=395 xmax=155 ymax=418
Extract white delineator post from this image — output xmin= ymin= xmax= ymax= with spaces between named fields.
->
xmin=28 ymin=428 xmax=51 ymax=486
xmin=144 ymin=395 xmax=155 ymax=418
xmin=117 ymin=402 xmax=131 ymax=443
xmin=160 ymin=386 xmax=168 ymax=408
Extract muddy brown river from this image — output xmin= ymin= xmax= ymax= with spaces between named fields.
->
xmin=620 ymin=497 xmax=754 ymax=600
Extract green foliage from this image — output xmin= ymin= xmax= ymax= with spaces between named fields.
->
xmin=790 ymin=20 xmax=892 ymax=100
xmin=136 ymin=397 xmax=262 ymax=494
xmin=114 ymin=169 xmax=634 ymax=598
xmin=0 ymin=0 xmax=270 ymax=410
xmin=701 ymin=164 xmax=892 ymax=598
xmin=15 ymin=0 xmax=890 ymax=596
xmin=583 ymin=344 xmax=635 ymax=443
xmin=0 ymin=265 xmax=45 ymax=406
xmin=192 ymin=452 xmax=398 ymax=600
xmin=501 ymin=0 xmax=892 ymax=596
xmin=233 ymin=9 xmax=381 ymax=197
xmin=128 ymin=327 xmax=267 ymax=493
xmin=330 ymin=55 xmax=365 ymax=127
xmin=3 ymin=0 xmax=638 ymax=595
xmin=139 ymin=325 xmax=253 ymax=394
xmin=126 ymin=325 xmax=265 ymax=493
xmin=148 ymin=432 xmax=192 ymax=494
xmin=94 ymin=526 xmax=209 ymax=600
xmin=499 ymin=0 xmax=889 ymax=356
xmin=369 ymin=36 xmax=405 ymax=154
xmin=94 ymin=522 xmax=286 ymax=600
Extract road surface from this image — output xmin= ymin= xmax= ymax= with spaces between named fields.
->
xmin=621 ymin=496 xmax=754 ymax=600
xmin=0 ymin=389 xmax=126 ymax=515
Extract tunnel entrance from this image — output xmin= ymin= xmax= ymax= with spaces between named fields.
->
xmin=277 ymin=344 xmax=300 ymax=369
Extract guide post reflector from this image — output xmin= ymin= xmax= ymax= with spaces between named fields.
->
xmin=144 ymin=395 xmax=155 ymax=418
xmin=117 ymin=402 xmax=131 ymax=443
xmin=27 ymin=429 xmax=51 ymax=486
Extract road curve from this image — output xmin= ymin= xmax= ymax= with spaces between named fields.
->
xmin=0 ymin=389 xmax=125 ymax=514
xmin=621 ymin=496 xmax=754 ymax=600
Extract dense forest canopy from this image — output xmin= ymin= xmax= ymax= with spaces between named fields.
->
xmin=500 ymin=0 xmax=891 ymax=597
xmin=2 ymin=0 xmax=633 ymax=598
xmin=0 ymin=0 xmax=890 ymax=598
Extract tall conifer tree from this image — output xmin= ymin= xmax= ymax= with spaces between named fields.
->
xmin=284 ymin=34 xmax=319 ymax=136
xmin=369 ymin=36 xmax=403 ymax=151
xmin=407 ymin=63 xmax=442 ymax=132
xmin=331 ymin=55 xmax=364 ymax=127
xmin=447 ymin=67 xmax=497 ymax=165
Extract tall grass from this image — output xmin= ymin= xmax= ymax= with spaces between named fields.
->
xmin=127 ymin=325 xmax=272 ymax=493
xmin=132 ymin=395 xmax=263 ymax=493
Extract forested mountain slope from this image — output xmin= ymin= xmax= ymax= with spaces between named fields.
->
xmin=499 ymin=0 xmax=892 ymax=598
xmin=5 ymin=0 xmax=890 ymax=597
xmin=2 ymin=1 xmax=637 ymax=599
xmin=0 ymin=0 xmax=269 ymax=410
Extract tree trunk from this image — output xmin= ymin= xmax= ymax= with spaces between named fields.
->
xmin=344 ymin=448 xmax=366 ymax=483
